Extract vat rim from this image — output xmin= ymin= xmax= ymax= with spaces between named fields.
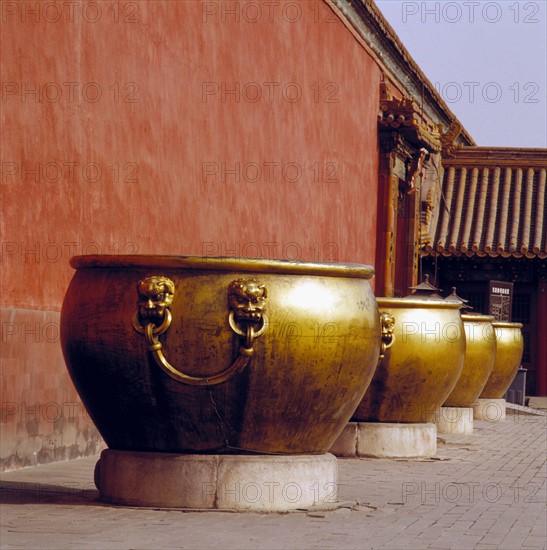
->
xmin=377 ymin=297 xmax=464 ymax=310
xmin=69 ymin=254 xmax=376 ymax=279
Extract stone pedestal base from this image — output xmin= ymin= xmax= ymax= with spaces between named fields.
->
xmin=95 ymin=449 xmax=338 ymax=511
xmin=330 ymin=422 xmax=437 ymax=458
xmin=473 ymin=398 xmax=506 ymax=422
xmin=436 ymin=407 xmax=473 ymax=435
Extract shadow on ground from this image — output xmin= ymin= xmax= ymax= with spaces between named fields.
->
xmin=0 ymin=480 xmax=99 ymax=506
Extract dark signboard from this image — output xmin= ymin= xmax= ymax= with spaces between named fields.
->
xmin=488 ymin=280 xmax=513 ymax=321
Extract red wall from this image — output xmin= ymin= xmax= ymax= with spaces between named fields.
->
xmin=1 ymin=0 xmax=381 ymax=469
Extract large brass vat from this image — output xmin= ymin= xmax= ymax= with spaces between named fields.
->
xmin=61 ymin=255 xmax=381 ymax=454
xmin=352 ymin=298 xmax=466 ymax=423
xmin=479 ymin=322 xmax=523 ymax=399
xmin=443 ymin=314 xmax=497 ymax=407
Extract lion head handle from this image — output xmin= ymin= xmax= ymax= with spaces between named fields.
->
xmin=379 ymin=311 xmax=396 ymax=359
xmin=228 ymin=278 xmax=267 ymax=323
xmin=136 ymin=276 xmax=175 ymax=325
xmin=380 ymin=312 xmax=395 ymax=338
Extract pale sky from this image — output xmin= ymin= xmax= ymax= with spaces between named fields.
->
xmin=375 ymin=0 xmax=547 ymax=148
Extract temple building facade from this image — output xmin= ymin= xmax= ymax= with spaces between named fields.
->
xmin=420 ymin=147 xmax=546 ymax=396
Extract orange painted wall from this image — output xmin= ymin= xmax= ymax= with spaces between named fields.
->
xmin=1 ymin=0 xmax=381 ymax=469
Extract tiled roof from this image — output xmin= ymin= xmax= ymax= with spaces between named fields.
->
xmin=422 ymin=148 xmax=547 ymax=259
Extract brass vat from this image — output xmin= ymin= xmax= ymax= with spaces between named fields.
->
xmin=353 ymin=298 xmax=466 ymax=423
xmin=443 ymin=314 xmax=497 ymax=407
xmin=479 ymin=322 xmax=524 ymax=399
xmin=60 ymin=255 xmax=381 ymax=454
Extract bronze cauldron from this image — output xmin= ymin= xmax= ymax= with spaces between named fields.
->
xmin=443 ymin=314 xmax=497 ymax=407
xmin=352 ymin=298 xmax=465 ymax=423
xmin=60 ymin=255 xmax=381 ymax=454
xmin=479 ymin=322 xmax=523 ymax=399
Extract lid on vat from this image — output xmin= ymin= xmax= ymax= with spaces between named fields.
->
xmin=404 ymin=274 xmax=443 ymax=300
xmin=444 ymin=287 xmax=473 ymax=311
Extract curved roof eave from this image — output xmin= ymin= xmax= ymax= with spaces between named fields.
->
xmin=328 ymin=0 xmax=476 ymax=147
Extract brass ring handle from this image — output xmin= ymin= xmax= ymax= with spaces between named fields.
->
xmin=228 ymin=311 xmax=267 ymax=339
xmin=132 ymin=310 xmax=171 ymax=335
xmin=379 ymin=312 xmax=396 ymax=360
xmin=381 ymin=332 xmax=396 ymax=352
xmin=132 ymin=276 xmax=267 ymax=386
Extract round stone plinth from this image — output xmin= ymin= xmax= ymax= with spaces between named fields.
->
xmin=473 ymin=398 xmax=506 ymax=422
xmin=95 ymin=450 xmax=338 ymax=511
xmin=436 ymin=407 xmax=473 ymax=435
xmin=330 ymin=422 xmax=437 ymax=458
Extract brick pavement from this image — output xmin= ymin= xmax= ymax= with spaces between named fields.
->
xmin=1 ymin=407 xmax=545 ymax=550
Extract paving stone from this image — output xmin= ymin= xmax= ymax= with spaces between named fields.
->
xmin=1 ymin=413 xmax=545 ymax=549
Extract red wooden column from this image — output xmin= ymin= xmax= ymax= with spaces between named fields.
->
xmin=537 ymin=282 xmax=547 ymax=396
xmin=375 ymin=150 xmax=399 ymax=297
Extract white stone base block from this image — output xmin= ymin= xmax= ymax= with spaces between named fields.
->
xmin=95 ymin=449 xmax=338 ymax=511
xmin=473 ymin=398 xmax=506 ymax=422
xmin=436 ymin=407 xmax=473 ymax=435
xmin=329 ymin=422 xmax=358 ymax=456
xmin=330 ymin=422 xmax=437 ymax=458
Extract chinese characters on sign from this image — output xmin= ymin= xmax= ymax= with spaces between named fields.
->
xmin=488 ymin=281 xmax=513 ymax=321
